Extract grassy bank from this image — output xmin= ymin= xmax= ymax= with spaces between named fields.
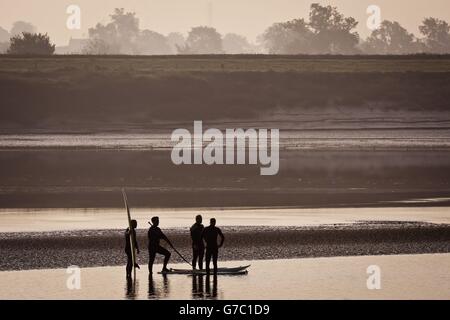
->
xmin=1 ymin=55 xmax=450 ymax=132
xmin=2 ymin=55 xmax=450 ymax=73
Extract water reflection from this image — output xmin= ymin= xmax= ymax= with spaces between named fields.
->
xmin=124 ymin=272 xmax=226 ymax=299
xmin=192 ymin=274 xmax=218 ymax=299
xmin=125 ymin=278 xmax=139 ymax=299
xmin=148 ymin=273 xmax=169 ymax=299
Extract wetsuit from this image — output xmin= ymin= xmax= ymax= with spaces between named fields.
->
xmin=148 ymin=225 xmax=171 ymax=272
xmin=190 ymin=222 xmax=205 ymax=269
xmin=125 ymin=227 xmax=139 ymax=277
xmin=202 ymin=226 xmax=224 ymax=273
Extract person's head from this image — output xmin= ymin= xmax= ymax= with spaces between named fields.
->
xmin=210 ymin=218 xmax=216 ymax=227
xmin=131 ymin=219 xmax=137 ymax=229
xmin=151 ymin=216 xmax=159 ymax=227
xmin=195 ymin=214 xmax=202 ymax=224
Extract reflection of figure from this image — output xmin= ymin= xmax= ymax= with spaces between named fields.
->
xmin=148 ymin=273 xmax=170 ymax=299
xmin=192 ymin=274 xmax=217 ymax=299
xmin=125 ymin=219 xmax=140 ymax=279
xmin=125 ymin=277 xmax=139 ymax=299
xmin=205 ymin=274 xmax=218 ymax=299
xmin=190 ymin=215 xmax=205 ymax=270
xmin=202 ymin=218 xmax=224 ymax=274
xmin=148 ymin=274 xmax=156 ymax=299
xmin=162 ymin=273 xmax=169 ymax=298
xmin=148 ymin=216 xmax=173 ymax=273
xmin=192 ymin=275 xmax=204 ymax=299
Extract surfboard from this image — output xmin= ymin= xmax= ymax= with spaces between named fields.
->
xmin=122 ymin=189 xmax=136 ymax=279
xmin=158 ymin=265 xmax=250 ymax=275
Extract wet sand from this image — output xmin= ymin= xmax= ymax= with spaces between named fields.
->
xmin=1 ymin=254 xmax=449 ymax=299
xmin=1 ymin=221 xmax=449 ymax=271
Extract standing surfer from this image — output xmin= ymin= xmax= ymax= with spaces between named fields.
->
xmin=148 ymin=216 xmax=173 ymax=273
xmin=190 ymin=214 xmax=205 ymax=270
xmin=202 ymin=218 xmax=225 ymax=274
xmin=125 ymin=219 xmax=140 ymax=279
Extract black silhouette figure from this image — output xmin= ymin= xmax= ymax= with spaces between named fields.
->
xmin=190 ymin=214 xmax=205 ymax=270
xmin=148 ymin=216 xmax=173 ymax=273
xmin=125 ymin=219 xmax=140 ymax=279
xmin=202 ymin=218 xmax=225 ymax=274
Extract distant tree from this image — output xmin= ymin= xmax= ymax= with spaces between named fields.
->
xmin=419 ymin=17 xmax=450 ymax=53
xmin=179 ymin=26 xmax=223 ymax=54
xmin=10 ymin=21 xmax=36 ymax=37
xmin=7 ymin=32 xmax=55 ymax=55
xmin=222 ymin=33 xmax=254 ymax=54
xmin=308 ymin=3 xmax=359 ymax=54
xmin=0 ymin=26 xmax=10 ymax=43
xmin=261 ymin=19 xmax=313 ymax=54
xmin=0 ymin=26 xmax=9 ymax=53
xmin=0 ymin=42 xmax=9 ymax=54
xmin=135 ymin=30 xmax=171 ymax=55
xmin=82 ymin=38 xmax=117 ymax=55
xmin=167 ymin=32 xmax=185 ymax=54
xmin=86 ymin=8 xmax=140 ymax=54
xmin=362 ymin=20 xmax=421 ymax=54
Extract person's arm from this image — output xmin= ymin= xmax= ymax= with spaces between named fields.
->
xmin=190 ymin=225 xmax=194 ymax=241
xmin=218 ymin=228 xmax=225 ymax=247
xmin=201 ymin=228 xmax=206 ymax=246
xmin=162 ymin=231 xmax=173 ymax=248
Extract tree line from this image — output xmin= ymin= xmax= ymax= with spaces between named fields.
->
xmin=1 ymin=4 xmax=450 ymax=55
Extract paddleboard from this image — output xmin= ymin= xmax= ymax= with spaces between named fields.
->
xmin=158 ymin=265 xmax=250 ymax=275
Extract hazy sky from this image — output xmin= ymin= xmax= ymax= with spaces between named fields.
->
xmin=1 ymin=0 xmax=450 ymax=45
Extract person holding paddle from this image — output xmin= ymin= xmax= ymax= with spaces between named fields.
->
xmin=125 ymin=219 xmax=140 ymax=279
xmin=148 ymin=216 xmax=173 ymax=273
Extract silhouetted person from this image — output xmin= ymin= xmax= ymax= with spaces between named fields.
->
xmin=148 ymin=216 xmax=172 ymax=273
xmin=190 ymin=214 xmax=205 ymax=269
xmin=125 ymin=219 xmax=140 ymax=279
xmin=202 ymin=218 xmax=224 ymax=274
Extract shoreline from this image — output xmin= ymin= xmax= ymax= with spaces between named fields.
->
xmin=1 ymin=221 xmax=449 ymax=271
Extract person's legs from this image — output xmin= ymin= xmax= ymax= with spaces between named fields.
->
xmin=205 ymin=248 xmax=212 ymax=273
xmin=192 ymin=246 xmax=198 ymax=269
xmin=148 ymin=249 xmax=156 ymax=273
xmin=212 ymin=248 xmax=218 ymax=273
xmin=198 ymin=245 xmax=205 ymax=270
xmin=126 ymin=251 xmax=132 ymax=277
xmin=157 ymin=246 xmax=171 ymax=270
